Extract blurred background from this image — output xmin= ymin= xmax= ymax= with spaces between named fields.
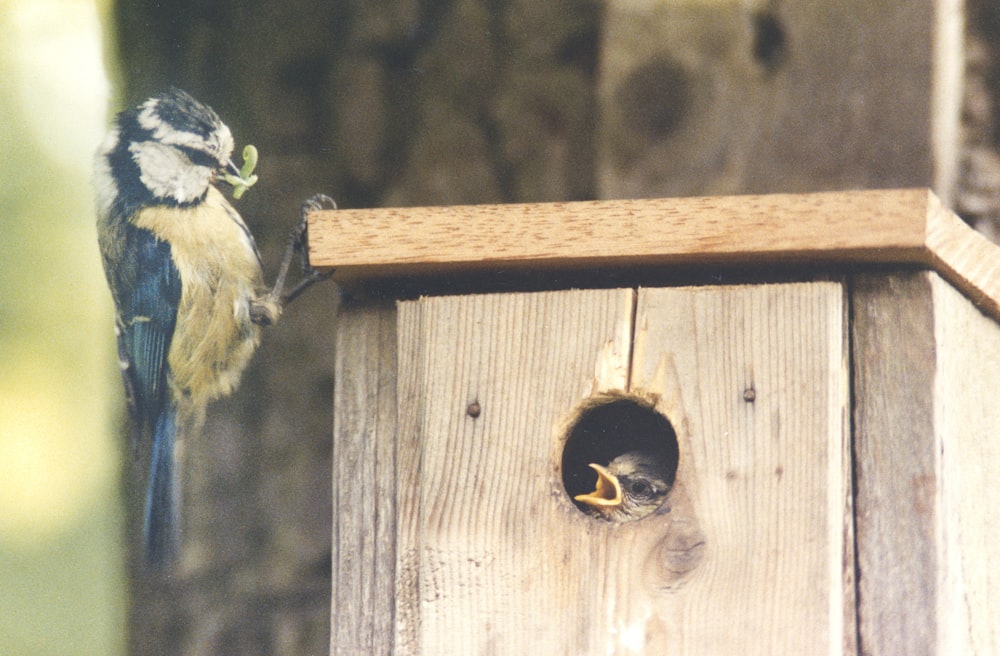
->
xmin=3 ymin=0 xmax=1000 ymax=654
xmin=1 ymin=1 xmax=122 ymax=654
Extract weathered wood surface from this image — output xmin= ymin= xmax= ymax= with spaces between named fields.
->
xmin=629 ymin=283 xmax=852 ymax=654
xmin=853 ymin=271 xmax=1000 ymax=655
xmin=933 ymin=275 xmax=1000 ymax=654
xmin=307 ymin=188 xmax=1000 ymax=322
xmin=394 ymin=288 xmax=635 ymax=654
xmin=377 ymin=282 xmax=850 ymax=654
xmin=331 ymin=302 xmax=398 ymax=655
xmin=851 ymin=274 xmax=937 ymax=655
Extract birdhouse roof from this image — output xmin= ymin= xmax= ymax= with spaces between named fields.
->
xmin=307 ymin=188 xmax=1000 ymax=320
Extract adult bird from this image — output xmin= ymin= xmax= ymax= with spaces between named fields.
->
xmin=574 ymin=451 xmax=672 ymax=522
xmin=94 ymin=88 xmax=329 ymax=569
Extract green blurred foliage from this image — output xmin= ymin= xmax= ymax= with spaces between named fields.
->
xmin=0 ymin=0 xmax=125 ymax=654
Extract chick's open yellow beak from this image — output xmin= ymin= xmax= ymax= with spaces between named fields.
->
xmin=574 ymin=463 xmax=623 ymax=508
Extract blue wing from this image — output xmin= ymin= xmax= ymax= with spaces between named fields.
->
xmin=113 ymin=227 xmax=181 ymax=436
xmin=106 ymin=224 xmax=182 ymax=568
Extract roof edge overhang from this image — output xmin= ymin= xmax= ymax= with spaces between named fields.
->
xmin=307 ymin=189 xmax=1000 ymax=319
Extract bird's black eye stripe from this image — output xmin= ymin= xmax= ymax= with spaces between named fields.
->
xmin=178 ymin=146 xmax=220 ymax=168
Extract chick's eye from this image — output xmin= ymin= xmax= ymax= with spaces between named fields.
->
xmin=628 ymin=481 xmax=653 ymax=498
xmin=180 ymin=146 xmax=219 ymax=168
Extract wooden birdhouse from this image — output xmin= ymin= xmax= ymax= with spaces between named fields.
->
xmin=308 ymin=189 xmax=1000 ymax=654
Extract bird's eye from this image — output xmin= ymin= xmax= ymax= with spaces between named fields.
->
xmin=628 ymin=481 xmax=653 ymax=499
xmin=179 ymin=146 xmax=219 ymax=168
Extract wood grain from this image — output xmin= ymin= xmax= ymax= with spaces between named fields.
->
xmin=925 ymin=191 xmax=1000 ymax=318
xmin=851 ymin=273 xmax=938 ymax=655
xmin=390 ymin=282 xmax=849 ymax=654
xmin=309 ymin=189 xmax=929 ymax=279
xmin=394 ymin=289 xmax=636 ymax=654
xmin=308 ymin=188 xmax=1000 ymax=322
xmin=932 ymin=274 xmax=1000 ymax=654
xmin=852 ymin=271 xmax=1000 ymax=654
xmin=331 ymin=302 xmax=398 ymax=654
xmin=630 ymin=282 xmax=851 ymax=654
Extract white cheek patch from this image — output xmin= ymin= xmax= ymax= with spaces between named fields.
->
xmin=130 ymin=140 xmax=213 ymax=204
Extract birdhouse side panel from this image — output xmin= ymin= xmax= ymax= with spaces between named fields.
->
xmin=331 ymin=302 xmax=399 ymax=655
xmin=933 ymin=274 xmax=1000 ymax=654
xmin=852 ymin=273 xmax=939 ymax=654
xmin=853 ymin=270 xmax=1000 ymax=654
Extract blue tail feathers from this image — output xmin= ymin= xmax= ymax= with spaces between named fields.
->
xmin=144 ymin=404 xmax=177 ymax=569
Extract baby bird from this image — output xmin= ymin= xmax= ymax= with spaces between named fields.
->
xmin=574 ymin=451 xmax=672 ymax=522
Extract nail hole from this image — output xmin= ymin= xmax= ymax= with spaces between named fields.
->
xmin=561 ymin=394 xmax=679 ymax=522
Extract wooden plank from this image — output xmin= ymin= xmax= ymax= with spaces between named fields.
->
xmin=394 ymin=282 xmax=849 ymax=653
xmin=308 ymin=188 xmax=1000 ymax=323
xmin=395 ymin=289 xmax=636 ymax=654
xmin=630 ymin=282 xmax=851 ymax=654
xmin=925 ymin=190 xmax=1000 ymax=318
xmin=394 ymin=294 xmax=428 ymax=654
xmin=308 ymin=189 xmax=929 ymax=281
xmin=853 ymin=271 xmax=1000 ymax=654
xmin=933 ymin=274 xmax=1000 ymax=653
xmin=851 ymin=273 xmax=939 ymax=655
xmin=331 ymin=302 xmax=398 ymax=655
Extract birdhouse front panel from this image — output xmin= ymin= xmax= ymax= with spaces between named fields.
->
xmin=375 ymin=281 xmax=850 ymax=654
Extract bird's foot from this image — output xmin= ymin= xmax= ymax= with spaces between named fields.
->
xmin=255 ymin=194 xmax=336 ymax=326
xmin=282 ymin=194 xmax=336 ymax=304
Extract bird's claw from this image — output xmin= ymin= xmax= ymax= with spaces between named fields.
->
xmin=301 ymin=193 xmax=337 ymax=215
xmin=289 ymin=194 xmax=336 ymax=272
xmin=266 ymin=193 xmax=337 ymax=311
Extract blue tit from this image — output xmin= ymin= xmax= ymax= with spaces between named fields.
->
xmin=94 ymin=88 xmax=297 ymax=569
xmin=574 ymin=451 xmax=672 ymax=521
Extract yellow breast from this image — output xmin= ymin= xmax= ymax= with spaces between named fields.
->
xmin=133 ymin=187 xmax=264 ymax=407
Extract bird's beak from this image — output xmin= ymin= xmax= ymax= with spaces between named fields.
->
xmin=574 ymin=463 xmax=623 ymax=508
xmin=224 ymin=159 xmax=243 ymax=179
